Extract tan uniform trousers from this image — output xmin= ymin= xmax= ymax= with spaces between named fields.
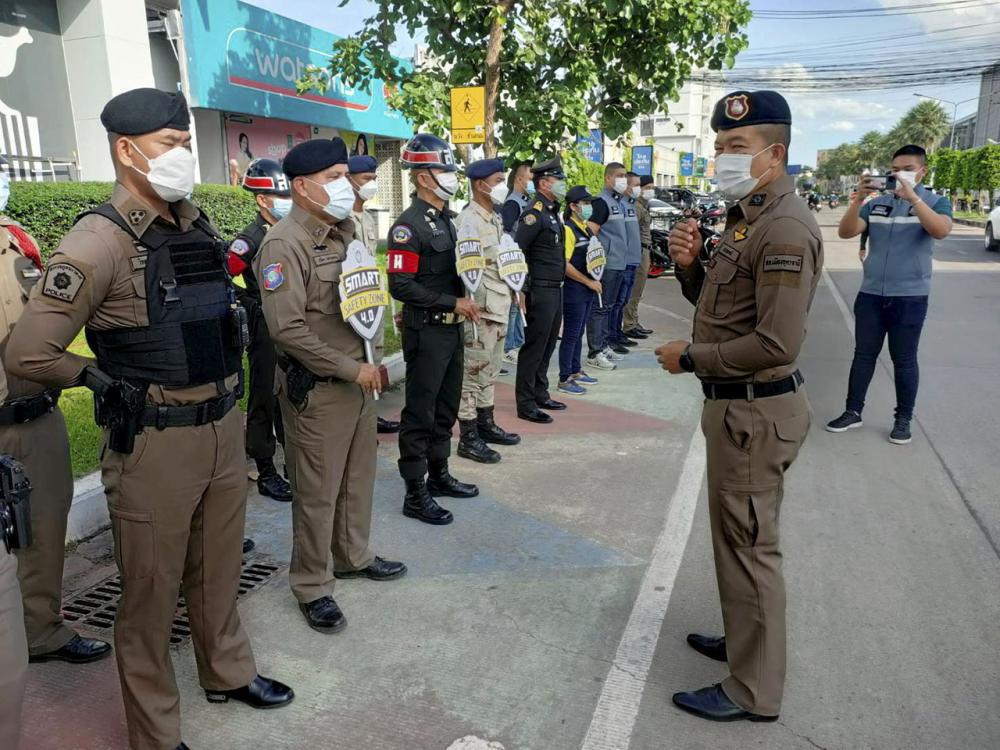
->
xmin=0 ymin=408 xmax=75 ymax=655
xmin=103 ymin=406 xmax=257 ymax=750
xmin=623 ymin=245 xmax=651 ymax=332
xmin=279 ymin=374 xmax=375 ymax=603
xmin=701 ymin=387 xmax=810 ymax=717
xmin=458 ymin=317 xmax=507 ymax=421
xmin=0 ymin=545 xmax=27 ymax=750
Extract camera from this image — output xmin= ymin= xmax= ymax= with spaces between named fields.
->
xmin=863 ymin=175 xmax=896 ymax=192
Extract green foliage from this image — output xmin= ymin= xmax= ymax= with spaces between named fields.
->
xmin=303 ymin=0 xmax=751 ymax=158
xmin=6 ymin=182 xmax=258 ymax=258
xmin=563 ymin=149 xmax=605 ymax=195
xmin=889 ymin=100 xmax=950 ymax=153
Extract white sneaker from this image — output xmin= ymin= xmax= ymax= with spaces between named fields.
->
xmin=503 ymin=349 xmax=519 ymax=364
xmin=587 ymin=352 xmax=617 ymax=370
xmin=603 ymin=346 xmax=625 ymax=362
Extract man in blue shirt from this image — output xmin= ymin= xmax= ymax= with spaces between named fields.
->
xmin=827 ymin=144 xmax=952 ymax=444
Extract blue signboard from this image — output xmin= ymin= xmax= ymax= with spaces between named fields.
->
xmin=180 ymin=0 xmax=412 ymax=138
xmin=788 ymin=164 xmax=803 ymax=176
xmin=631 ymin=145 xmax=653 ymax=176
xmin=694 ymin=156 xmax=707 ymax=177
xmin=577 ymin=129 xmax=604 ymax=163
xmin=680 ymin=152 xmax=694 ymax=177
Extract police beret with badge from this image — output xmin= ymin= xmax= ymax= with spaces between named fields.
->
xmin=283 ymin=137 xmax=349 ymax=178
xmin=100 ymin=88 xmax=190 ymax=135
xmin=565 ymin=185 xmax=594 ymax=204
xmin=348 ymin=154 xmax=378 ymax=174
xmin=531 ymin=156 xmax=565 ymax=179
xmin=466 ymin=158 xmax=505 ymax=181
xmin=711 ymin=90 xmax=792 ymax=132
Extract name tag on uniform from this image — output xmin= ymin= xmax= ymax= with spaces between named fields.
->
xmin=610 ymin=206 xmax=621 ymax=216
xmin=870 ymin=204 xmax=892 ymax=217
xmin=763 ymin=255 xmax=803 ymax=273
xmin=716 ymin=245 xmax=740 ymax=264
xmin=314 ymin=253 xmax=340 ymax=267
xmin=626 ymin=207 xmax=636 ymax=218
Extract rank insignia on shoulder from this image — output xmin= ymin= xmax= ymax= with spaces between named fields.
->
xmin=392 ymin=225 xmax=413 ymax=244
xmin=41 ymin=262 xmax=86 ymax=303
xmin=523 ymin=214 xmax=537 ymax=225
xmin=733 ymin=226 xmax=748 ymax=242
xmin=127 ymin=209 xmax=146 ymax=226
xmin=262 ymin=262 xmax=284 ymax=291
xmin=533 ymin=201 xmax=543 ymax=210
xmin=749 ymin=194 xmax=766 ymax=207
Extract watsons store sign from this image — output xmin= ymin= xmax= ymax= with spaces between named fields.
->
xmin=181 ymin=0 xmax=411 ymax=138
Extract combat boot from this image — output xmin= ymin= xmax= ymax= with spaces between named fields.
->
xmin=457 ymin=419 xmax=501 ymax=464
xmin=426 ymin=459 xmax=479 ymax=498
xmin=403 ymin=478 xmax=454 ymax=525
xmin=477 ymin=406 xmax=521 ymax=445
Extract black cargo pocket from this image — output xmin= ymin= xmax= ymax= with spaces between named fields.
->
xmin=702 ymin=260 xmax=737 ymax=317
xmin=109 ymin=506 xmax=155 ymax=579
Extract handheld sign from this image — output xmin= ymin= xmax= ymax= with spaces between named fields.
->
xmin=586 ymin=236 xmax=607 ymax=307
xmin=338 ymin=240 xmax=390 ymax=399
xmin=455 ymin=224 xmax=486 ymax=339
xmin=497 ymin=234 xmax=529 ymax=325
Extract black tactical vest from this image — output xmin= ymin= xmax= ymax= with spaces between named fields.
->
xmin=80 ymin=204 xmax=242 ymax=388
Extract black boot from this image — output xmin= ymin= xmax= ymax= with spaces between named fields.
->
xmin=403 ymin=478 xmax=454 ymax=525
xmin=256 ymin=459 xmax=292 ymax=501
xmin=426 ymin=460 xmax=479 ymax=498
xmin=457 ymin=420 xmax=501 ymax=464
xmin=477 ymin=406 xmax=521 ymax=445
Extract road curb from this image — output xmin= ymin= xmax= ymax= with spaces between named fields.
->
xmin=66 ymin=351 xmax=407 ymax=543
xmin=955 ymin=218 xmax=986 ymax=229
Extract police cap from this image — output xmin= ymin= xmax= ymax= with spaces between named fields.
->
xmin=531 ymin=155 xmax=565 ymax=179
xmin=466 ymin=158 xmax=505 ymax=181
xmin=283 ymin=137 xmax=349 ymax=178
xmin=100 ymin=88 xmax=190 ymax=135
xmin=565 ymin=185 xmax=593 ymax=204
xmin=348 ymin=154 xmax=378 ymax=175
xmin=711 ymin=90 xmax=791 ymax=132
xmin=640 ymin=175 xmax=654 ymax=187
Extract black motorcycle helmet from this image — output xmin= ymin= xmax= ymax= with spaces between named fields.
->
xmin=242 ymin=158 xmax=290 ymax=195
xmin=401 ymin=133 xmax=457 ymax=172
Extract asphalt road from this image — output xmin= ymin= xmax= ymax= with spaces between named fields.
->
xmin=24 ymin=209 xmax=1000 ymax=750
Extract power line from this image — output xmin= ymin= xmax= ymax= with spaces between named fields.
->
xmin=753 ymin=0 xmax=997 ymax=20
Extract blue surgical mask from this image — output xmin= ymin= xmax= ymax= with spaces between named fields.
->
xmin=580 ymin=204 xmax=593 ymax=221
xmin=525 ymin=182 xmax=536 ymax=197
xmin=0 ymin=171 xmax=9 ymax=213
xmin=270 ymin=197 xmax=292 ymax=219
xmin=551 ymin=180 xmax=568 ymax=201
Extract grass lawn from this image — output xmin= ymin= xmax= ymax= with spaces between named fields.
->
xmin=953 ymin=210 xmax=988 ymax=221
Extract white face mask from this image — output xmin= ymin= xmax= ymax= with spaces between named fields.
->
xmin=486 ymin=182 xmax=509 ymax=206
xmin=895 ymin=170 xmax=918 ymax=189
xmin=714 ymin=144 xmax=777 ymax=201
xmin=129 ymin=141 xmax=197 ymax=203
xmin=305 ymin=176 xmax=354 ymax=220
xmin=642 ymin=189 xmax=655 ymax=201
xmin=431 ymin=171 xmax=459 ymax=201
xmin=270 ymin=197 xmax=292 ymax=220
xmin=613 ymin=177 xmax=628 ymax=194
xmin=630 ymin=185 xmax=643 ymax=198
xmin=354 ymin=179 xmax=378 ymax=202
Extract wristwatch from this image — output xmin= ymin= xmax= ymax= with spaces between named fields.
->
xmin=679 ymin=344 xmax=695 ymax=373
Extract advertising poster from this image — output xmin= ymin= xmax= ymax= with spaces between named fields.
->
xmin=225 ymin=115 xmax=310 ymax=181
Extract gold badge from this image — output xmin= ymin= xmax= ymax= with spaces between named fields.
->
xmin=734 ymin=225 xmax=748 ymax=242
xmin=523 ymin=214 xmax=537 ymax=226
xmin=725 ymin=94 xmax=750 ymax=121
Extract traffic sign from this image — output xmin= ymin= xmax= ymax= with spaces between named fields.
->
xmin=450 ymin=86 xmax=486 ymax=144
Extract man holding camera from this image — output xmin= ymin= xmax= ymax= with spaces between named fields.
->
xmin=827 ymin=145 xmax=952 ymax=445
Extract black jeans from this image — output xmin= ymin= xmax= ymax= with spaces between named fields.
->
xmin=516 ymin=285 xmax=562 ymax=412
xmin=846 ymin=292 xmax=928 ymax=420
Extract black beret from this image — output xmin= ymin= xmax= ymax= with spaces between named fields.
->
xmin=640 ymin=175 xmax=654 ymax=186
xmin=283 ymin=137 xmax=348 ymax=178
xmin=711 ymin=90 xmax=791 ymax=132
xmin=348 ymin=154 xmax=377 ymax=174
xmin=466 ymin=158 xmax=505 ymax=181
xmin=100 ymin=88 xmax=190 ymax=135
xmin=565 ymin=185 xmax=593 ymax=204
xmin=532 ymin=155 xmax=565 ymax=179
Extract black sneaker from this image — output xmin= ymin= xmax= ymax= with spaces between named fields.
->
xmin=826 ymin=411 xmax=862 ymax=433
xmin=889 ymin=417 xmax=912 ymax=445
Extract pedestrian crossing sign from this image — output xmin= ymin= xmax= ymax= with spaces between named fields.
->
xmin=451 ymin=86 xmax=486 ymax=144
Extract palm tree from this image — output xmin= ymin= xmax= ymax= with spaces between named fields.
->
xmin=857 ymin=130 xmax=887 ymax=171
xmin=892 ymin=101 xmax=950 ymax=153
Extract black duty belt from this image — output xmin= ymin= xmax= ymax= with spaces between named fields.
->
xmin=0 ymin=390 xmax=60 ymax=426
xmin=276 ymin=357 xmax=341 ymax=382
xmin=408 ymin=309 xmax=462 ymax=325
xmin=530 ymin=279 xmax=564 ymax=289
xmin=136 ymin=391 xmax=238 ymax=430
xmin=702 ymin=371 xmax=804 ymax=401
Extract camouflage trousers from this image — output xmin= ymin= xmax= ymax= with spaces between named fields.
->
xmin=458 ymin=317 xmax=508 ymax=421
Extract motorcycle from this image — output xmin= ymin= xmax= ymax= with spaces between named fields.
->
xmin=828 ymin=196 xmax=840 ymax=209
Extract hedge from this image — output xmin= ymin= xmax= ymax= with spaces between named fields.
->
xmin=6 ymin=182 xmax=258 ymax=258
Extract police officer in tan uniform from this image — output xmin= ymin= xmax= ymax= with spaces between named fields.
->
xmin=256 ymin=139 xmax=406 ymax=635
xmin=0 ymin=160 xmax=113 ymax=666
xmin=657 ymin=90 xmax=822 ymax=722
xmin=455 ymin=158 xmax=521 ymax=464
xmin=6 ymin=88 xmax=293 ymax=750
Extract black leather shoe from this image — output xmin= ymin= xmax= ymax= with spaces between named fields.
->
xmin=620 ymin=337 xmax=639 ymax=347
xmin=536 ymin=398 xmax=567 ymax=411
xmin=687 ymin=633 xmax=727 ymax=662
xmin=457 ymin=420 xmax=501 ymax=464
xmin=427 ymin=461 xmax=479 ymax=497
xmin=610 ymin=342 xmax=630 ymax=355
xmin=637 ymin=326 xmax=654 ymax=335
xmin=176 ymin=744 xmax=190 ymax=750
xmin=335 ymin=556 xmax=407 ymax=581
xmin=257 ymin=468 xmax=292 ymax=502
xmin=477 ymin=406 xmax=521 ymax=445
xmin=672 ymin=684 xmax=777 ymax=722
xmin=377 ymin=416 xmax=400 ymax=434
xmin=518 ymin=407 xmax=553 ymax=424
xmin=624 ymin=328 xmax=649 ymax=339
xmin=298 ymin=596 xmax=347 ymax=634
xmin=205 ymin=675 xmax=295 ymax=709
xmin=403 ymin=479 xmax=454 ymax=525
xmin=29 ymin=634 xmax=112 ymax=664
xmin=242 ymin=538 xmax=255 ymax=555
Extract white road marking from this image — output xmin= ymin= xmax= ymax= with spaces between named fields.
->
xmin=822 ymin=269 xmax=855 ymax=329
xmin=639 ymin=301 xmax=691 ymax=324
xmin=446 ymin=737 xmax=506 ymax=750
xmin=580 ymin=428 xmax=706 ymax=750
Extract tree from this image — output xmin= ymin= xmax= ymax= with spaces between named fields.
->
xmin=889 ymin=100 xmax=950 ymax=153
xmin=300 ymin=0 xmax=751 ymax=159
xmin=856 ymin=130 xmax=887 ymax=172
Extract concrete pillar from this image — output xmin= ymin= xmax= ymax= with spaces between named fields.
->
xmin=57 ymin=0 xmax=154 ymax=181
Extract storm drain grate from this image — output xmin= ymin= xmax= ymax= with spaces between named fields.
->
xmin=62 ymin=553 xmax=283 ymax=646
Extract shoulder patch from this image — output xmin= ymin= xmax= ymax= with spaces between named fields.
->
xmin=763 ymin=254 xmax=803 ymax=273
xmin=261 ymin=262 xmax=285 ymax=291
xmin=749 ymin=193 xmax=767 ymax=207
xmin=523 ymin=214 xmax=537 ymax=226
xmin=230 ymin=238 xmax=251 ymax=256
xmin=42 ymin=262 xmax=86 ymax=303
xmin=392 ymin=225 xmax=413 ymax=244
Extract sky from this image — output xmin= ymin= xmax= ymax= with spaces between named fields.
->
xmin=246 ymin=0 xmax=995 ymax=166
